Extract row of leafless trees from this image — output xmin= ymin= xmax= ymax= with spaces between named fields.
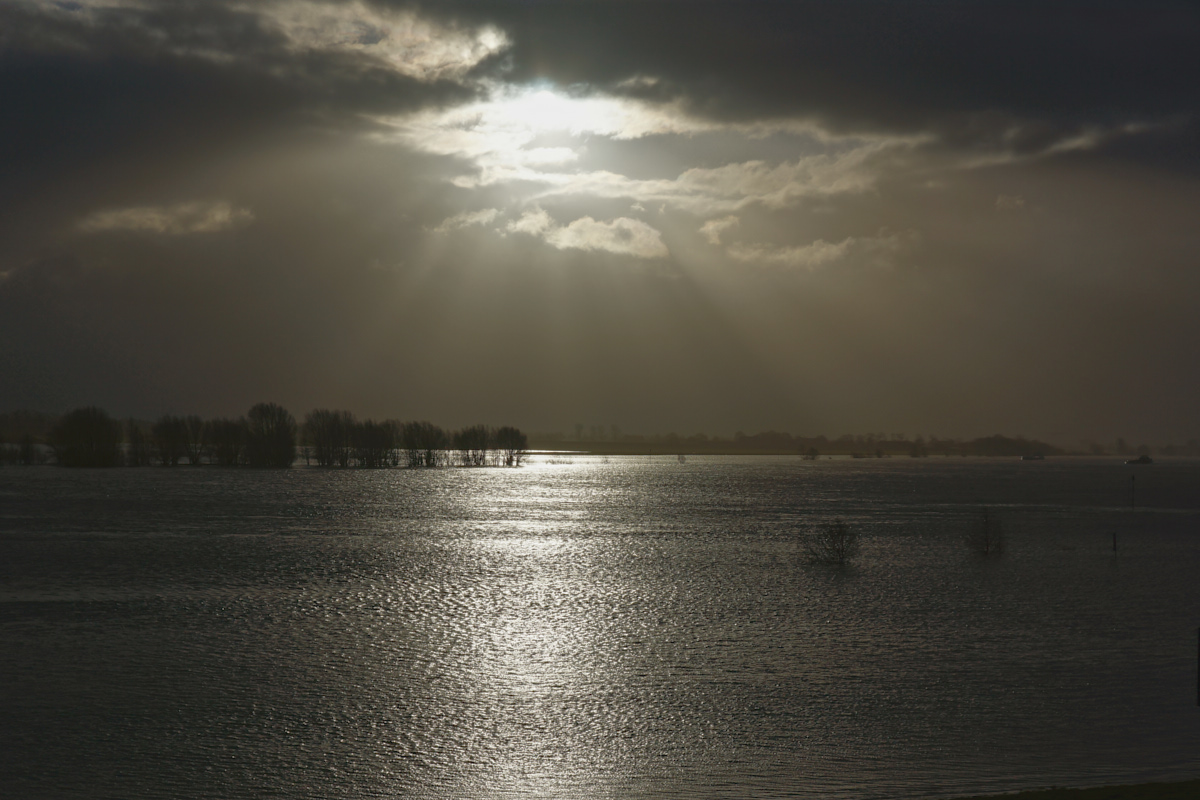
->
xmin=302 ymin=410 xmax=528 ymax=469
xmin=38 ymin=404 xmax=527 ymax=468
xmin=0 ymin=434 xmax=45 ymax=465
xmin=47 ymin=403 xmax=299 ymax=468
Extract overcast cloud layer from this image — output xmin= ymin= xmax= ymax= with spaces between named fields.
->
xmin=3 ymin=0 xmax=1200 ymax=445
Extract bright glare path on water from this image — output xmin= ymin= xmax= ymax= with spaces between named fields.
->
xmin=2 ymin=456 xmax=1199 ymax=799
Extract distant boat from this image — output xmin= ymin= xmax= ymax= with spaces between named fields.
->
xmin=1125 ymin=454 xmax=1153 ymax=465
xmin=1021 ymin=453 xmax=1045 ymax=461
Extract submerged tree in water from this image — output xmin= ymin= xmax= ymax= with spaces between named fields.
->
xmin=804 ymin=518 xmax=860 ymax=565
xmin=19 ymin=434 xmax=37 ymax=465
xmin=454 ymin=424 xmax=492 ymax=466
xmin=51 ymin=407 xmax=122 ymax=467
xmin=965 ymin=508 xmax=1005 ymax=557
xmin=303 ymin=409 xmax=355 ymax=467
xmin=494 ymin=426 xmax=528 ymax=466
xmin=354 ymin=419 xmax=397 ymax=468
xmin=401 ymin=421 xmax=447 ymax=467
xmin=245 ymin=403 xmax=297 ymax=468
xmin=126 ymin=418 xmax=152 ymax=467
xmin=152 ymin=415 xmax=188 ymax=466
xmin=205 ymin=418 xmax=246 ymax=466
xmin=182 ymin=415 xmax=205 ymax=465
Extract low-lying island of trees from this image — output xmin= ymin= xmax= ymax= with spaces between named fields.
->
xmin=37 ymin=403 xmax=528 ymax=468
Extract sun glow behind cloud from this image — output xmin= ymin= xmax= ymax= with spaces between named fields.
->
xmin=387 ymin=80 xmax=1149 ymax=272
xmin=392 ymin=84 xmax=922 ymax=265
xmin=379 ymin=85 xmax=719 ymax=189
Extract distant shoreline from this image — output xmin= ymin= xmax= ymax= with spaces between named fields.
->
xmin=944 ymin=778 xmax=1200 ymax=800
xmin=525 ymin=445 xmax=1161 ymax=460
xmin=525 ymin=433 xmax=1067 ymax=458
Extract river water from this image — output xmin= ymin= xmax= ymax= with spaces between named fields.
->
xmin=1 ymin=456 xmax=1198 ymax=799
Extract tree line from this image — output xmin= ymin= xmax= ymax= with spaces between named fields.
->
xmin=26 ymin=404 xmax=527 ymax=468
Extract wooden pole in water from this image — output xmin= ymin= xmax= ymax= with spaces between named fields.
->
xmin=1130 ymin=475 xmax=1136 ymax=509
xmin=1112 ymin=531 xmax=1117 ymax=551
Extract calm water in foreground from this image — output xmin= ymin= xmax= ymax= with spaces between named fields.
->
xmin=1 ymin=456 xmax=1198 ymax=799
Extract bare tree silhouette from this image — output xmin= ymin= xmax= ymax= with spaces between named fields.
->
xmin=205 ymin=418 xmax=247 ymax=467
xmin=493 ymin=426 xmax=528 ymax=466
xmin=245 ymin=403 xmax=297 ymax=468
xmin=454 ymin=424 xmax=491 ymax=466
xmin=19 ymin=434 xmax=37 ymax=465
xmin=965 ymin=508 xmax=1005 ymax=557
xmin=183 ymin=415 xmax=205 ymax=465
xmin=804 ymin=519 xmax=860 ymax=565
xmin=51 ymin=407 xmax=122 ymax=467
xmin=126 ymin=418 xmax=152 ymax=467
xmin=152 ymin=415 xmax=188 ymax=466
xmin=401 ymin=421 xmax=448 ymax=467
xmin=303 ymin=409 xmax=356 ymax=467
xmin=354 ymin=420 xmax=397 ymax=468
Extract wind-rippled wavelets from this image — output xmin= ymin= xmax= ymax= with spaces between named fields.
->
xmin=1 ymin=457 xmax=1198 ymax=799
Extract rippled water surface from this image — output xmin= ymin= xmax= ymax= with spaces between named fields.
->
xmin=2 ymin=456 xmax=1199 ymax=799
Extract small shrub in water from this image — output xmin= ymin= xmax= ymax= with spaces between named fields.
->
xmin=964 ymin=508 xmax=1005 ymax=557
xmin=804 ymin=518 xmax=860 ymax=565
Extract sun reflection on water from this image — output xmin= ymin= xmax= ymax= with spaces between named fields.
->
xmin=448 ymin=532 xmax=633 ymax=797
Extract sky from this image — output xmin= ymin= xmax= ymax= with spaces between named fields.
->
xmin=3 ymin=0 xmax=1199 ymax=445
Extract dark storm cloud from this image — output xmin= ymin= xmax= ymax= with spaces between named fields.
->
xmin=0 ymin=0 xmax=491 ymax=269
xmin=0 ymin=0 xmax=491 ymax=176
xmin=428 ymin=0 xmax=1200 ymax=156
xmin=7 ymin=0 xmax=1199 ymax=196
xmin=3 ymin=2 xmax=457 ymax=156
xmin=8 ymin=0 xmax=1195 ymax=216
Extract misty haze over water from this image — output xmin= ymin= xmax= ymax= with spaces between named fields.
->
xmin=2 ymin=456 xmax=1198 ymax=799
